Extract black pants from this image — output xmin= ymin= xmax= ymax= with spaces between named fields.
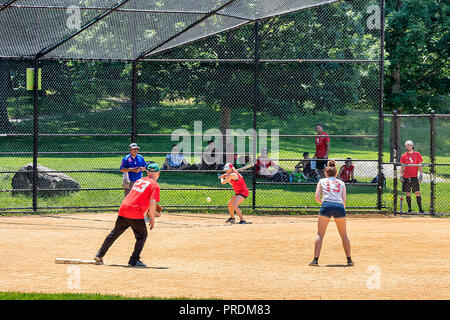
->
xmin=96 ymin=215 xmax=148 ymax=266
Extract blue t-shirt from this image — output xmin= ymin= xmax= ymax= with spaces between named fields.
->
xmin=166 ymin=153 xmax=185 ymax=167
xmin=120 ymin=154 xmax=146 ymax=182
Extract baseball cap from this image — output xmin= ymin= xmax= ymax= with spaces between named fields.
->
xmin=223 ymin=163 xmax=234 ymax=171
xmin=129 ymin=143 xmax=140 ymax=149
xmin=147 ymin=162 xmax=160 ymax=172
xmin=405 ymin=140 xmax=414 ymax=146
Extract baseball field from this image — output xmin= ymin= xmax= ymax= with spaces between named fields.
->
xmin=0 ymin=212 xmax=448 ymax=300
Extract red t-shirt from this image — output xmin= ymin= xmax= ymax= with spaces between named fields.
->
xmin=315 ymin=132 xmax=330 ymax=158
xmin=119 ymin=177 xmax=160 ymax=219
xmin=400 ymin=151 xmax=423 ymax=178
xmin=230 ymin=172 xmax=249 ymax=197
xmin=339 ymin=165 xmax=354 ymax=182
xmin=256 ymin=157 xmax=276 ymax=175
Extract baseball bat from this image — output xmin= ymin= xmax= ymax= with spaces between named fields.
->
xmin=237 ymin=163 xmax=255 ymax=172
xmin=55 ymin=258 xmax=96 ymax=264
xmin=219 ymin=163 xmax=255 ymax=182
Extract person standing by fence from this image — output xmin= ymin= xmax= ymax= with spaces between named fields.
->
xmin=314 ymin=124 xmax=330 ymax=178
xmin=400 ymin=140 xmax=424 ymax=214
xmin=120 ymin=143 xmax=147 ymax=197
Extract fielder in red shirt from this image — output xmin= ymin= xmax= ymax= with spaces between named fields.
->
xmin=94 ymin=162 xmax=161 ymax=267
xmin=314 ymin=125 xmax=330 ymax=177
xmin=218 ymin=163 xmax=250 ymax=224
xmin=400 ymin=140 xmax=424 ymax=213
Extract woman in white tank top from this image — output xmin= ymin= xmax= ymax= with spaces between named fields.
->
xmin=309 ymin=160 xmax=353 ymax=267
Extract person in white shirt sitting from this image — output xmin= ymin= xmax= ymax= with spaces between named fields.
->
xmin=163 ymin=144 xmax=190 ymax=170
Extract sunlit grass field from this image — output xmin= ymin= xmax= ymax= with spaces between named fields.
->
xmin=1 ymin=102 xmax=449 ymax=213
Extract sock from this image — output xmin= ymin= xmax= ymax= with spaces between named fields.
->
xmin=416 ymin=196 xmax=423 ymax=211
xmin=406 ymin=196 xmax=412 ymax=210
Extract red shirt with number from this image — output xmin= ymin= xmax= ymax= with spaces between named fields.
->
xmin=400 ymin=151 xmax=423 ymax=178
xmin=339 ymin=165 xmax=354 ymax=182
xmin=315 ymin=132 xmax=330 ymax=158
xmin=256 ymin=157 xmax=276 ymax=175
xmin=319 ymin=177 xmax=345 ymax=204
xmin=119 ymin=177 xmax=160 ymax=219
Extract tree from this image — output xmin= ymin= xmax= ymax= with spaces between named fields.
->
xmin=385 ymin=0 xmax=450 ymax=113
xmin=143 ymin=0 xmax=379 ymax=132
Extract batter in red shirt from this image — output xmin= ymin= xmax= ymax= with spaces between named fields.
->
xmin=94 ymin=163 xmax=161 ymax=267
xmin=400 ymin=140 xmax=424 ymax=213
xmin=219 ymin=163 xmax=250 ymax=225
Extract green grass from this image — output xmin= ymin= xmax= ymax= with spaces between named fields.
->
xmin=1 ymin=101 xmax=449 ymax=213
xmin=0 ymin=292 xmax=206 ymax=300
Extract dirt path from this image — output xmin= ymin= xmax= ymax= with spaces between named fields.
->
xmin=0 ymin=213 xmax=449 ymax=299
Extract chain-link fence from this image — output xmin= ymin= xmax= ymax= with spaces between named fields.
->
xmin=384 ymin=112 xmax=450 ymax=215
xmin=3 ymin=0 xmax=444 ymax=215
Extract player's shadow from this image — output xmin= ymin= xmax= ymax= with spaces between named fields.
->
xmin=324 ymin=264 xmax=353 ymax=268
xmin=107 ymin=264 xmax=169 ymax=270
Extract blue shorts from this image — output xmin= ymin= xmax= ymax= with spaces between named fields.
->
xmin=319 ymin=201 xmax=346 ymax=218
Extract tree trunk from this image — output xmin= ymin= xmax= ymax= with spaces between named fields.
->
xmin=391 ymin=65 xmax=401 ymax=94
xmin=391 ymin=0 xmax=403 ymax=96
xmin=220 ymin=105 xmax=231 ymax=134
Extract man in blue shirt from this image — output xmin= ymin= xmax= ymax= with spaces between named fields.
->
xmin=120 ymin=143 xmax=147 ymax=196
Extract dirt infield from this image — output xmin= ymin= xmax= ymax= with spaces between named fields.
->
xmin=0 ymin=213 xmax=449 ymax=300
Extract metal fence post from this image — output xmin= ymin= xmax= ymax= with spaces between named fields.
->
xmin=377 ymin=0 xmax=386 ymax=211
xmin=393 ymin=110 xmax=398 ymax=215
xmin=252 ymin=20 xmax=260 ymax=211
xmin=32 ymin=58 xmax=39 ymax=212
xmin=430 ymin=110 xmax=436 ymax=215
xmin=131 ymin=60 xmax=138 ymax=143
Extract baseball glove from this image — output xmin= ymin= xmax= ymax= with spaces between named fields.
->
xmin=155 ymin=204 xmax=162 ymax=217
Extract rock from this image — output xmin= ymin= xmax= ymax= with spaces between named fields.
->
xmin=12 ymin=164 xmax=80 ymax=196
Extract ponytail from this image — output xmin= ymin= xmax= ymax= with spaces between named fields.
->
xmin=324 ymin=160 xmax=338 ymax=177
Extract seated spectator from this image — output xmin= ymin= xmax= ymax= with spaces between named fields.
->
xmin=199 ymin=140 xmax=219 ymax=171
xmin=163 ymin=144 xmax=190 ymax=170
xmin=223 ymin=143 xmax=253 ymax=171
xmin=256 ymin=148 xmax=288 ymax=181
xmin=338 ymin=158 xmax=357 ymax=183
xmin=290 ymin=171 xmax=307 ymax=183
xmin=371 ymin=169 xmax=386 ymax=188
xmin=294 ymin=152 xmax=320 ymax=182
